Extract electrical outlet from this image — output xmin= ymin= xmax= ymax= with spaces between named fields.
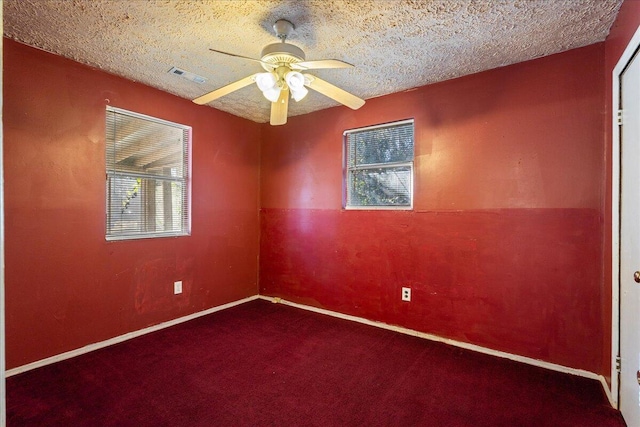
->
xmin=401 ymin=287 xmax=411 ymax=302
xmin=174 ymin=281 xmax=183 ymax=295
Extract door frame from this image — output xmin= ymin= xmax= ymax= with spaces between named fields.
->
xmin=1 ymin=7 xmax=6 ymax=426
xmin=612 ymin=23 xmax=640 ymax=410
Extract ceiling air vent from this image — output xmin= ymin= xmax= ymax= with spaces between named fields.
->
xmin=168 ymin=67 xmax=207 ymax=84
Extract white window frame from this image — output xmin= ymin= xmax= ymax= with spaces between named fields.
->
xmin=343 ymin=119 xmax=415 ymax=210
xmin=105 ymin=106 xmax=191 ymax=241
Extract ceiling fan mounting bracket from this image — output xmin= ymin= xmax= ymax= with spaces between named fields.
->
xmin=273 ymin=19 xmax=295 ymax=42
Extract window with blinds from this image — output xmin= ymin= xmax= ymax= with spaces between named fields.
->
xmin=344 ymin=119 xmax=414 ymax=209
xmin=105 ymin=106 xmax=191 ymax=240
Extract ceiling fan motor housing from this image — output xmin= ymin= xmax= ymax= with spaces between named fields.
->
xmin=260 ymin=43 xmax=305 ymax=71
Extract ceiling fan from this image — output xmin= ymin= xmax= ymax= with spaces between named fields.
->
xmin=193 ymin=19 xmax=365 ymax=125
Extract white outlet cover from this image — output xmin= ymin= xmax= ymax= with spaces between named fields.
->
xmin=174 ymin=281 xmax=183 ymax=294
xmin=402 ymin=287 xmax=411 ymax=302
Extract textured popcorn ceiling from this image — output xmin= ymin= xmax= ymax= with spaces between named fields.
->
xmin=4 ymin=0 xmax=622 ymax=123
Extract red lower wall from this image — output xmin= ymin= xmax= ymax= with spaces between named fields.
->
xmin=261 ymin=208 xmax=603 ymax=370
xmin=260 ymin=44 xmax=606 ymax=373
xmin=3 ymin=39 xmax=261 ymax=369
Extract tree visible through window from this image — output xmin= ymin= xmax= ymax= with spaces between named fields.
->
xmin=105 ymin=107 xmax=191 ymax=240
xmin=344 ymin=119 xmax=414 ymax=208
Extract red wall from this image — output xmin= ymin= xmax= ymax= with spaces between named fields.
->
xmin=6 ymin=7 xmax=633 ymax=377
xmin=603 ymin=0 xmax=640 ymax=383
xmin=3 ymin=39 xmax=261 ymax=369
xmin=260 ymin=44 xmax=606 ymax=373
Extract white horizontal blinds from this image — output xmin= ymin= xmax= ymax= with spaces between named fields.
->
xmin=345 ymin=120 xmax=414 ymax=207
xmin=106 ymin=107 xmax=190 ymax=239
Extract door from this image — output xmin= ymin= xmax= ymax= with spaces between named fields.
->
xmin=620 ymin=46 xmax=640 ymax=426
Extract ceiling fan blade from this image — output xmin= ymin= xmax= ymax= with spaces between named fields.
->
xmin=305 ymin=75 xmax=365 ymax=110
xmin=270 ymin=88 xmax=289 ymax=126
xmin=193 ymin=74 xmax=258 ymax=105
xmin=209 ymin=49 xmax=276 ymax=68
xmin=290 ymin=59 xmax=354 ymax=70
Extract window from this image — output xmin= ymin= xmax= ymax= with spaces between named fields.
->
xmin=106 ymin=107 xmax=190 ymax=240
xmin=344 ymin=119 xmax=414 ymax=209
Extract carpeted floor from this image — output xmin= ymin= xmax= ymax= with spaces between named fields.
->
xmin=7 ymin=299 xmax=627 ymax=426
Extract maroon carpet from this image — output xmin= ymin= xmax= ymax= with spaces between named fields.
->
xmin=7 ymin=299 xmax=626 ymax=426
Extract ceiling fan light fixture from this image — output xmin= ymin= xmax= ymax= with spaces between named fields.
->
xmin=262 ymin=87 xmax=282 ymax=102
xmin=256 ymin=72 xmax=282 ymax=102
xmin=285 ymin=71 xmax=304 ymax=90
xmin=303 ymin=74 xmax=313 ymax=86
xmin=256 ymin=72 xmax=278 ymax=92
xmin=290 ymin=85 xmax=308 ymax=102
xmin=285 ymin=71 xmax=308 ymax=101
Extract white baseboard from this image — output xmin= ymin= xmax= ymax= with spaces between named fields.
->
xmin=258 ymin=295 xmax=616 ymax=408
xmin=6 ymin=293 xmax=616 ymax=409
xmin=599 ymin=375 xmax=616 ymax=408
xmin=6 ymin=295 xmax=260 ymax=377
